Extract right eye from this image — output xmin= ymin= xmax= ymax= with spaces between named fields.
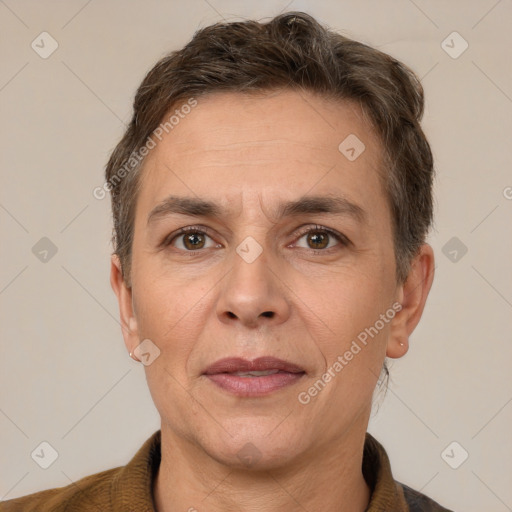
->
xmin=164 ymin=226 xmax=221 ymax=253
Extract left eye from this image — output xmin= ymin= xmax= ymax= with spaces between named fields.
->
xmin=294 ymin=226 xmax=347 ymax=251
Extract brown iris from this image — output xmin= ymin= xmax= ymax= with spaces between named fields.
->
xmin=307 ymin=230 xmax=329 ymax=250
xmin=183 ymin=232 xmax=206 ymax=250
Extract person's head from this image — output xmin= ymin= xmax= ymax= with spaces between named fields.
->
xmin=109 ymin=12 xmax=435 ymax=468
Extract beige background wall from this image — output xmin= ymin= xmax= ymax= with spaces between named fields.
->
xmin=1 ymin=1 xmax=511 ymax=510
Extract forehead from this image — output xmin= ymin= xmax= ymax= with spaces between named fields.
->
xmin=136 ymin=90 xmax=386 ymax=223
xmin=151 ymin=90 xmax=379 ymax=160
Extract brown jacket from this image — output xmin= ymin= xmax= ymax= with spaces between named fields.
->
xmin=1 ymin=431 xmax=453 ymax=511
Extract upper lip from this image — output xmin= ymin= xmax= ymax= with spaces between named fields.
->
xmin=203 ymin=357 xmax=305 ymax=375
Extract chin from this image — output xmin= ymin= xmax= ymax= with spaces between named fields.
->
xmin=211 ymin=443 xmax=299 ymax=471
xmin=200 ymin=421 xmax=308 ymax=470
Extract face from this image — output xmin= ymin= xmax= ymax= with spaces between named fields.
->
xmin=111 ymin=89 xmax=433 ymax=469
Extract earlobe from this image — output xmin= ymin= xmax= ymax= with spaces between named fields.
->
xmin=387 ymin=335 xmax=409 ymax=358
xmin=386 ymin=244 xmax=435 ymax=359
xmin=110 ymin=254 xmax=139 ymax=353
xmin=128 ymin=316 xmax=138 ymax=333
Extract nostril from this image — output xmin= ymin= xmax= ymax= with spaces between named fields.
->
xmin=261 ymin=311 xmax=274 ymax=318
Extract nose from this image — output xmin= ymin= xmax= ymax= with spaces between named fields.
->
xmin=216 ymin=243 xmax=291 ymax=329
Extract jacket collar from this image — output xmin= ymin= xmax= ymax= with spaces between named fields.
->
xmin=363 ymin=432 xmax=409 ymax=511
xmin=110 ymin=430 xmax=408 ymax=511
xmin=111 ymin=430 xmax=161 ymax=512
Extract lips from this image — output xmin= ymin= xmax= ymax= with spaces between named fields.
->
xmin=203 ymin=357 xmax=306 ymax=397
xmin=204 ymin=356 xmax=305 ymax=375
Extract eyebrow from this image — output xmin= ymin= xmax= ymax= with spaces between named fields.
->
xmin=147 ymin=194 xmax=367 ymax=226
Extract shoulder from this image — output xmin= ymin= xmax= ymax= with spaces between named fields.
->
xmin=362 ymin=432 xmax=455 ymax=511
xmin=0 ymin=466 xmax=120 ymax=512
xmin=1 ymin=430 xmax=161 ymax=512
xmin=399 ymin=481 xmax=455 ymax=512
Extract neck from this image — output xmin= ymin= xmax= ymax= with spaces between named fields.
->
xmin=153 ymin=421 xmax=371 ymax=512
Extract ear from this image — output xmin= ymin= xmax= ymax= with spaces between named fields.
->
xmin=110 ymin=254 xmax=139 ymax=354
xmin=386 ymin=243 xmax=435 ymax=358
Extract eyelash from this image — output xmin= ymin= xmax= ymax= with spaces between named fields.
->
xmin=162 ymin=224 xmax=349 ymax=256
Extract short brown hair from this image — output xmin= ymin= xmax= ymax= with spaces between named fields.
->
xmin=105 ymin=11 xmax=434 ymax=288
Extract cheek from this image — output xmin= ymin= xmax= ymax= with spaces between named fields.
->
xmin=313 ymin=293 xmax=390 ymax=418
xmin=132 ymin=274 xmax=211 ymax=367
xmin=317 ymin=267 xmax=391 ymax=353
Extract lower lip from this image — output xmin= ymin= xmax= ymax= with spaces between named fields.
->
xmin=205 ymin=372 xmax=305 ymax=396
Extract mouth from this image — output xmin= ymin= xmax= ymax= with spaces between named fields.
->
xmin=203 ymin=357 xmax=306 ymax=397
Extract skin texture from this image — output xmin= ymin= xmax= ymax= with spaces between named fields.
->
xmin=110 ymin=89 xmax=435 ymax=512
